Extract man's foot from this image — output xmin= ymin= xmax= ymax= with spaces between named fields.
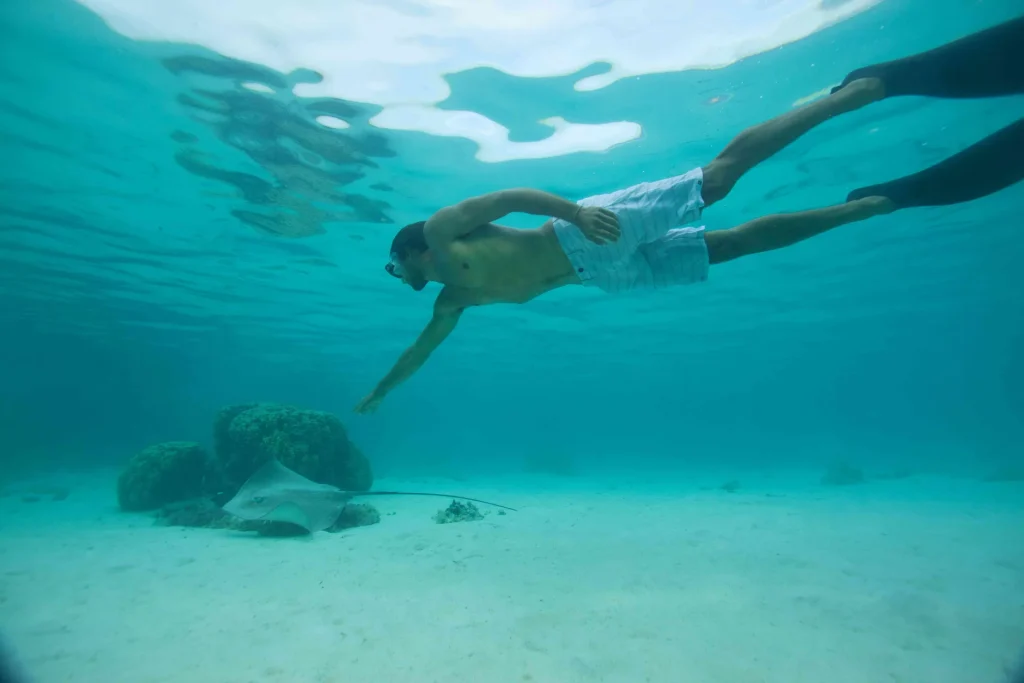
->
xmin=848 ymin=195 xmax=897 ymax=218
xmin=828 ymin=76 xmax=886 ymax=113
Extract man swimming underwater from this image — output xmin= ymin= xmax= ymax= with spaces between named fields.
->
xmin=355 ymin=16 xmax=1024 ymax=415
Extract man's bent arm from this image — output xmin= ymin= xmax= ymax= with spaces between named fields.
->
xmin=424 ymin=189 xmax=579 ymax=246
xmin=369 ymin=301 xmax=462 ymax=399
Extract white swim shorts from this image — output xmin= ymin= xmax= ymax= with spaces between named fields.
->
xmin=552 ymin=167 xmax=709 ymax=293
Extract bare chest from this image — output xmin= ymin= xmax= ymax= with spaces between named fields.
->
xmin=437 ymin=225 xmax=575 ymax=303
xmin=438 ymin=224 xmax=569 ymax=286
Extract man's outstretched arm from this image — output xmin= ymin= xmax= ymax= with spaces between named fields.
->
xmin=423 ymin=188 xmax=620 ymax=247
xmin=354 ymin=296 xmax=463 ymax=414
xmin=424 ymin=189 xmax=579 ymax=247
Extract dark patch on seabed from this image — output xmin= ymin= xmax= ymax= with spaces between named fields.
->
xmin=0 ymin=634 xmax=29 ymax=683
xmin=162 ymin=53 xmax=398 ymax=238
xmin=1008 ymin=647 xmax=1024 ymax=683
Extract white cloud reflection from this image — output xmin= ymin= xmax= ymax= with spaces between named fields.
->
xmin=77 ymin=0 xmax=879 ymax=161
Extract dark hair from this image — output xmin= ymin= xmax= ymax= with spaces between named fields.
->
xmin=390 ymin=221 xmax=427 ymax=257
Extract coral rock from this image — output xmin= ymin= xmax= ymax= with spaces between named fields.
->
xmin=434 ymin=500 xmax=483 ymax=524
xmin=328 ymin=503 xmax=381 ymax=532
xmin=213 ymin=403 xmax=373 ymax=497
xmin=117 ymin=442 xmax=211 ymax=511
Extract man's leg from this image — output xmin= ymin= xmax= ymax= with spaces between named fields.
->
xmin=701 ymin=78 xmax=884 ymax=208
xmin=701 ymin=15 xmax=1024 ymax=209
xmin=706 ymin=114 xmax=1024 ymax=264
xmin=704 ymin=196 xmax=894 ymax=264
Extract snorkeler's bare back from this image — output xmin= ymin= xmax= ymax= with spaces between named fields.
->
xmin=434 ymin=221 xmax=580 ymax=308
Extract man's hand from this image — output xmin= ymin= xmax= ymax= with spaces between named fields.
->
xmin=354 ymin=391 xmax=385 ymax=415
xmin=353 ymin=293 xmax=465 ymax=417
xmin=573 ymin=206 xmax=621 ymax=245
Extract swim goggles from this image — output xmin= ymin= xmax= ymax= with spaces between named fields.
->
xmin=384 ymin=252 xmax=405 ymax=279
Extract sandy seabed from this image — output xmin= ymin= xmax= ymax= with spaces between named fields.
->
xmin=1 ymin=468 xmax=1022 ymax=683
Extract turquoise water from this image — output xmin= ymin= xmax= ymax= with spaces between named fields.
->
xmin=2 ymin=0 xmax=1024 ymax=680
xmin=4 ymin=0 xmax=1022 ymax=475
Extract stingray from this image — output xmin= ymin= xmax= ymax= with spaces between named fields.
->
xmin=222 ymin=459 xmax=516 ymax=532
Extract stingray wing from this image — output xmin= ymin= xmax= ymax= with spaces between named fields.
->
xmin=259 ymin=501 xmax=315 ymax=529
xmin=222 ymin=459 xmax=350 ymax=532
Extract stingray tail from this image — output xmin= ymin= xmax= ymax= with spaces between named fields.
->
xmin=353 ymin=491 xmax=517 ymax=512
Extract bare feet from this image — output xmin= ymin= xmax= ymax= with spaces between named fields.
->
xmin=849 ymin=195 xmax=897 ymax=218
xmin=829 ymin=76 xmax=886 ymax=113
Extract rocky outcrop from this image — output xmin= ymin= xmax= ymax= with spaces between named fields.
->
xmin=213 ymin=403 xmax=373 ymax=496
xmin=117 ymin=441 xmax=211 ymax=511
